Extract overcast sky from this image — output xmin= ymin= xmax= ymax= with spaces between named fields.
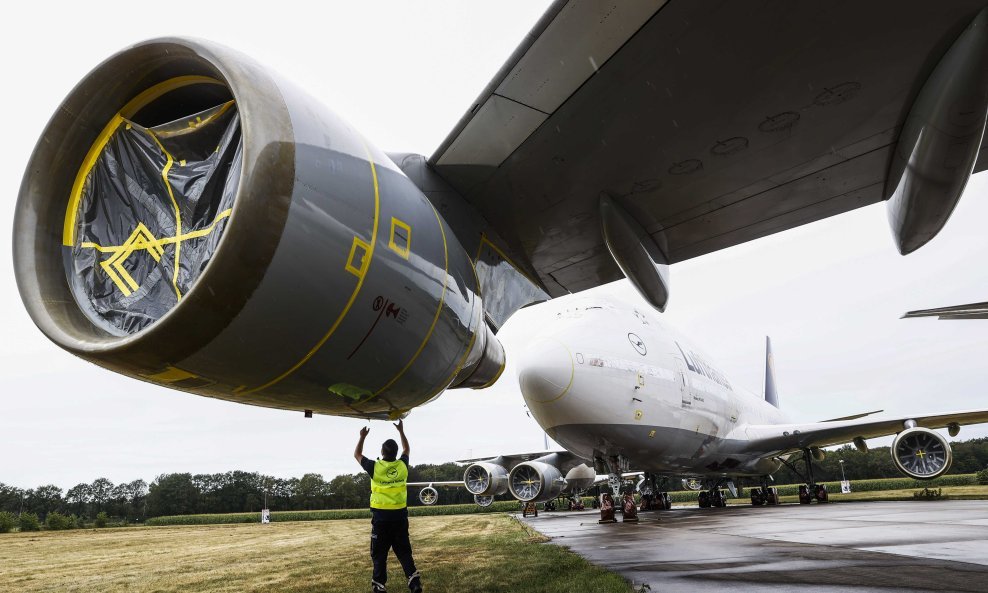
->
xmin=2 ymin=1 xmax=987 ymax=491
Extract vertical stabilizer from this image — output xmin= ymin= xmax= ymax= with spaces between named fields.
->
xmin=764 ymin=337 xmax=780 ymax=408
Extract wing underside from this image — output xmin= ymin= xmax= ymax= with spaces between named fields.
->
xmin=430 ymin=0 xmax=988 ymax=297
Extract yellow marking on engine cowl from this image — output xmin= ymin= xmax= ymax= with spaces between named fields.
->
xmin=916 ymin=449 xmax=926 ymax=458
xmin=63 ymin=76 xmax=224 ymax=246
xmin=371 ymin=201 xmax=449 ymax=398
xmin=648 ymin=430 xmax=656 ymax=438
xmin=634 ymin=410 xmax=643 ymax=421
xmin=432 ymin=259 xmax=485 ymax=395
xmin=474 ymin=358 xmax=507 ymax=390
xmin=142 ymin=367 xmax=198 ymax=383
xmin=345 ymin=236 xmax=372 ymax=279
xmin=243 ymin=141 xmax=381 ymax=395
xmin=388 ymin=217 xmax=412 ymax=259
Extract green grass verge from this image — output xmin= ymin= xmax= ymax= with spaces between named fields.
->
xmin=146 ymin=500 xmax=522 ymax=526
xmin=146 ymin=474 xmax=980 ymax=526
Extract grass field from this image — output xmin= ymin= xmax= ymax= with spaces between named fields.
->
xmin=0 ymin=514 xmax=632 ymax=593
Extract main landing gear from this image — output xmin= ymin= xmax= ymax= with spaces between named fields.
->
xmin=698 ymin=486 xmax=727 ymax=508
xmin=750 ymin=478 xmax=779 ymax=506
xmin=776 ymin=448 xmax=829 ymax=504
xmin=696 ymin=478 xmax=743 ymax=508
xmin=639 ymin=473 xmax=672 ymax=511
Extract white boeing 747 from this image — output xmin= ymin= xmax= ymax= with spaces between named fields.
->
xmin=496 ymin=291 xmax=988 ymax=507
xmin=412 ymin=290 xmax=988 ymax=510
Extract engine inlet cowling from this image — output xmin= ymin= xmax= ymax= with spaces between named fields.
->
xmin=13 ymin=37 xmax=504 ymax=420
xmin=418 ymin=486 xmax=439 ymax=506
xmin=508 ymin=461 xmax=566 ymax=503
xmin=891 ymin=427 xmax=953 ymax=479
xmin=463 ymin=463 xmax=509 ymax=496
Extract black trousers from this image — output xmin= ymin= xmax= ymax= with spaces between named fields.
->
xmin=371 ymin=518 xmax=417 ymax=587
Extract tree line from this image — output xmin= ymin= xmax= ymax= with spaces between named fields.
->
xmin=0 ymin=462 xmax=473 ymax=522
xmin=2 ymin=439 xmax=986 ymax=523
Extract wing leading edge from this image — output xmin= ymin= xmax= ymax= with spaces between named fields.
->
xmin=739 ymin=409 xmax=988 ymax=456
xmin=903 ymin=301 xmax=988 ymax=320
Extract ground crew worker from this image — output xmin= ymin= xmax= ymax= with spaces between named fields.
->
xmin=355 ymin=419 xmax=422 ymax=593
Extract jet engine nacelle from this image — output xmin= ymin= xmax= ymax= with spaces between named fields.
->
xmin=463 ymin=462 xmax=509 ymax=496
xmin=562 ymin=463 xmax=596 ymax=494
xmin=891 ymin=427 xmax=953 ymax=479
xmin=508 ymin=461 xmax=567 ymax=503
xmin=13 ymin=37 xmax=504 ymax=420
xmin=418 ymin=486 xmax=439 ymax=506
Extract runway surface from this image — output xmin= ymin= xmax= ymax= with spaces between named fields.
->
xmin=522 ymin=500 xmax=988 ymax=592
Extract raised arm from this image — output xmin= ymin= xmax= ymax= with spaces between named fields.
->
xmin=395 ymin=419 xmax=410 ymax=458
xmin=354 ymin=426 xmax=369 ymax=464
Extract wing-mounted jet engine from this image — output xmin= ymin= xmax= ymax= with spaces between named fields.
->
xmin=891 ymin=426 xmax=953 ymax=479
xmin=418 ymin=486 xmax=440 ymax=506
xmin=462 ymin=462 xmax=510 ymax=497
xmin=13 ymin=38 xmax=510 ymax=420
xmin=507 ymin=453 xmax=595 ymax=503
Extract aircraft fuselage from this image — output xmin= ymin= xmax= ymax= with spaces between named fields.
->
xmin=518 ymin=294 xmax=788 ymax=478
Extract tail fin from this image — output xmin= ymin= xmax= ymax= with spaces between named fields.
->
xmin=764 ymin=336 xmax=780 ymax=408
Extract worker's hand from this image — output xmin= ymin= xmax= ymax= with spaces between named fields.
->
xmin=359 ymin=426 xmax=370 ymax=438
xmin=394 ymin=418 xmax=404 ymax=432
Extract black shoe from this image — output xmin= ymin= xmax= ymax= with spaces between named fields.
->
xmin=372 ymin=581 xmax=386 ymax=593
xmin=408 ymin=572 xmax=422 ymax=593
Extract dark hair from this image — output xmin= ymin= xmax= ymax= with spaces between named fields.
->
xmin=381 ymin=439 xmax=399 ymax=461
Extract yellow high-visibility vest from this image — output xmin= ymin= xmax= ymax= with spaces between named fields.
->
xmin=370 ymin=459 xmax=408 ymax=510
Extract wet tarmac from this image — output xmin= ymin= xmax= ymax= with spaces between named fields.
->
xmin=522 ymin=500 xmax=988 ymax=592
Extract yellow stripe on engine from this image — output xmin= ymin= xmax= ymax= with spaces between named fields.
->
xmin=370 ymin=202 xmax=449 ymax=398
xmin=243 ymin=141 xmax=381 ymax=395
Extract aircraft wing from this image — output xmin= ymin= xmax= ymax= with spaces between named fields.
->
xmin=902 ymin=301 xmax=988 ymax=320
xmin=456 ymin=450 xmax=590 ymax=473
xmin=430 ymin=0 xmax=988 ymax=298
xmin=406 ymin=481 xmax=464 ymax=488
xmin=740 ymin=409 xmax=988 ymax=455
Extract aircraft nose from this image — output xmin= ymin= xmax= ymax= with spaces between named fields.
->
xmin=517 ymin=338 xmax=574 ymax=404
